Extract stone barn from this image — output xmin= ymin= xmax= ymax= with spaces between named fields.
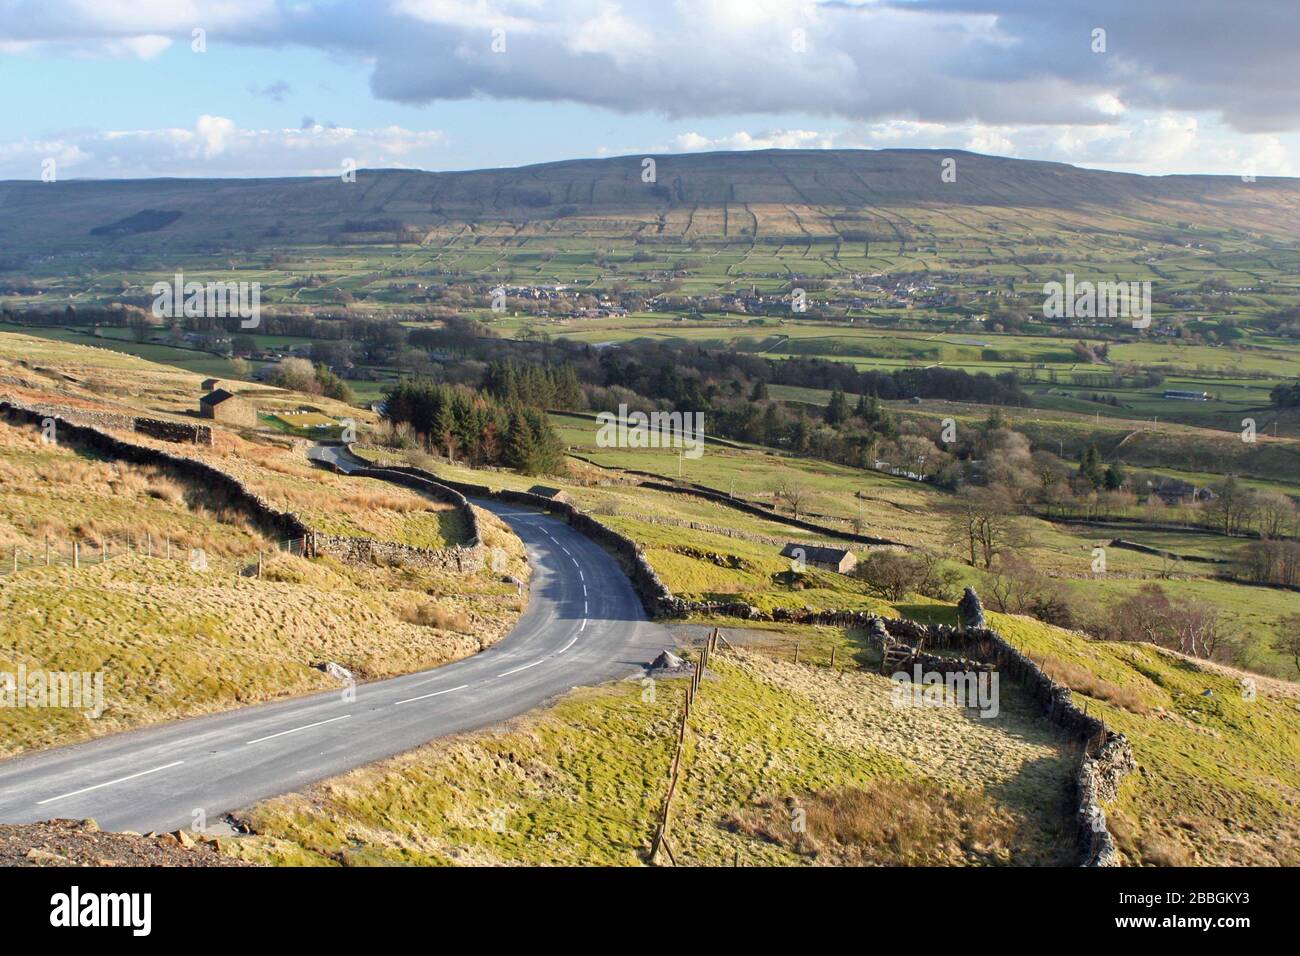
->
xmin=201 ymin=377 xmax=220 ymax=391
xmin=780 ymin=543 xmax=857 ymax=575
xmin=528 ymin=485 xmax=574 ymax=504
xmin=199 ymin=388 xmax=256 ymax=427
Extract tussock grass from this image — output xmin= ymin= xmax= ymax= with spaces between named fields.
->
xmin=727 ymin=781 xmax=1018 ymax=865
xmin=1038 ymin=654 xmax=1150 ymax=714
xmin=0 ymin=388 xmax=528 ymax=757
xmin=226 ymin=650 xmax=1075 ymax=866
xmin=0 ymin=551 xmax=527 ymax=756
xmin=399 ymin=602 xmax=473 ymax=634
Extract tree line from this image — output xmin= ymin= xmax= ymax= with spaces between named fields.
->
xmin=382 ymin=380 xmax=563 ymax=475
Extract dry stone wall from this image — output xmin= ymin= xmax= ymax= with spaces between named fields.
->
xmin=309 ymin=533 xmax=484 ymax=574
xmin=12 ymin=399 xmax=214 ymax=446
xmin=0 ymin=404 xmax=480 ymax=574
xmin=313 ymin=463 xmax=485 ymax=571
xmin=866 ymin=614 xmax=1136 ymax=867
xmin=1 ymin=400 xmax=306 ymax=541
xmin=636 ymin=480 xmax=902 ymax=547
xmin=346 ymin=451 xmax=1135 ymax=865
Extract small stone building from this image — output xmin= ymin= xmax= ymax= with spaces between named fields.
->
xmin=199 ymin=388 xmax=256 ymax=427
xmin=780 ymin=542 xmax=857 ymax=574
xmin=201 ymin=378 xmax=221 ymax=392
xmin=528 ymin=485 xmax=573 ymax=504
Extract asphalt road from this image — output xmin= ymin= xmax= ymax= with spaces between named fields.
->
xmin=0 ymin=477 xmax=669 ymax=833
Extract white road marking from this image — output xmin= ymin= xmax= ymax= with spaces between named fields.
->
xmin=584 ymin=601 xmax=589 ymax=615
xmin=582 ymin=584 xmax=588 ymax=597
xmin=394 ymin=684 xmax=469 ymax=706
xmin=246 ymin=714 xmax=351 ymax=745
xmin=578 ymin=569 xmax=584 ymax=581
xmin=37 ymin=760 xmax=186 ymax=805
xmin=580 ymin=619 xmax=587 ymax=631
xmin=561 ymin=546 xmax=571 ymax=556
xmin=499 ymin=659 xmax=544 ymax=677
xmin=558 ymin=635 xmax=578 ymax=654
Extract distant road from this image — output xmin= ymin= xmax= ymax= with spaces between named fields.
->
xmin=0 ymin=478 xmax=669 ymax=833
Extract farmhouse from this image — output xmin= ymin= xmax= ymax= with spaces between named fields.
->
xmin=780 ymin=543 xmax=857 ymax=574
xmin=198 ymin=388 xmax=256 ymax=427
xmin=1152 ymin=478 xmax=1216 ymax=506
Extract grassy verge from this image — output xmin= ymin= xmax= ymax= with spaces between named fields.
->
xmin=225 ymin=647 xmax=1076 ymax=866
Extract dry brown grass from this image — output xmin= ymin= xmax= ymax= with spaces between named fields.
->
xmin=399 ymin=601 xmax=473 ymax=633
xmin=1039 ymin=654 xmax=1150 ymax=714
xmin=726 ymin=780 xmax=1021 ymax=865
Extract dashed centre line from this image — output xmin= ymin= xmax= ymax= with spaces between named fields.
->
xmin=36 ymin=761 xmax=186 ymax=805
xmin=394 ymin=684 xmax=469 ymax=706
xmin=499 ymin=659 xmax=544 ymax=677
xmin=246 ymin=714 xmax=351 ymax=745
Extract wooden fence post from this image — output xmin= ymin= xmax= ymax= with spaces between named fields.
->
xmin=73 ymin=541 xmax=80 ymax=570
xmin=45 ymin=538 xmax=50 ymax=567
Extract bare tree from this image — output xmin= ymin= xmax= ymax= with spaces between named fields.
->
xmin=1274 ymin=614 xmax=1300 ymax=677
xmin=854 ymin=550 xmax=956 ymax=602
xmin=943 ymin=484 xmax=1023 ymax=569
xmin=1205 ymin=476 xmax=1254 ymax=536
xmin=1251 ymin=490 xmax=1296 ymax=539
xmin=775 ymin=480 xmax=810 ymax=520
xmin=1110 ymin=584 xmax=1223 ymax=660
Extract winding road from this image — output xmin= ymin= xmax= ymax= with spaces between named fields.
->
xmin=0 ymin=458 xmax=670 ymax=833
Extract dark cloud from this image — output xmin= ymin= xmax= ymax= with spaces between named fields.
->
xmin=1 ymin=1 xmax=1298 ymax=132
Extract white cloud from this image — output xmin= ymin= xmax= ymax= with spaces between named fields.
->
xmin=1 ymin=0 xmax=1299 ymax=134
xmin=101 ymin=34 xmax=172 ymax=58
xmin=669 ymin=129 xmax=836 ymax=152
xmin=0 ymin=1 xmax=1298 ymax=177
xmin=195 ymin=114 xmax=235 ymax=157
xmin=0 ymin=117 xmax=448 ymax=179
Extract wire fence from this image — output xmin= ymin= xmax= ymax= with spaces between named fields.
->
xmin=0 ymin=531 xmax=313 ymax=582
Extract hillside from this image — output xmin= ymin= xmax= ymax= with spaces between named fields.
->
xmin=0 ymin=336 xmax=530 ymax=756
xmin=0 ymin=331 xmax=1296 ymax=868
xmin=4 ymin=149 xmax=1300 ymax=254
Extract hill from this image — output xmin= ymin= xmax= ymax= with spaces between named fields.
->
xmin=4 ymin=149 xmax=1300 ymax=254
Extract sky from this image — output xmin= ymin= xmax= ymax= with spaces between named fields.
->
xmin=0 ymin=0 xmax=1297 ymax=180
